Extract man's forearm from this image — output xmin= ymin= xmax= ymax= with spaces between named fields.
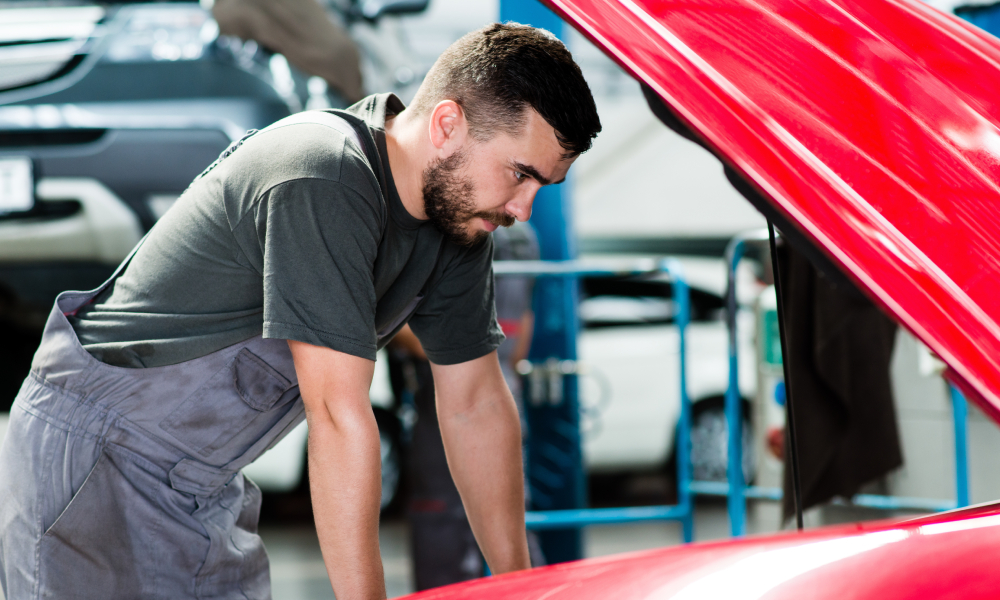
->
xmin=307 ymin=407 xmax=386 ymax=600
xmin=438 ymin=386 xmax=530 ymax=574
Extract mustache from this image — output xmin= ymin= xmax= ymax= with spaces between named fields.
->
xmin=477 ymin=210 xmax=516 ymax=228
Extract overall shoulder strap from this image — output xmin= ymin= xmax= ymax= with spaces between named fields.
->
xmin=322 ymin=113 xmax=367 ymax=156
xmin=61 ymin=234 xmax=149 ymax=316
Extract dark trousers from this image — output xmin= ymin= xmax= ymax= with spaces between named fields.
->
xmin=404 ymin=359 xmax=484 ymax=590
xmin=393 ymin=357 xmax=544 ymax=591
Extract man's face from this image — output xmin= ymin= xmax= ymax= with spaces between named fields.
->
xmin=422 ymin=109 xmax=576 ymax=247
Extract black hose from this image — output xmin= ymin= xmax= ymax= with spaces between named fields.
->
xmin=767 ymin=221 xmax=804 ymax=531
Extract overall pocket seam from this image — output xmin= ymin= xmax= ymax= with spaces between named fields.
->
xmin=39 ymin=449 xmax=108 ymax=540
xmin=232 ymin=349 xmax=293 ymax=412
xmin=32 ymin=445 xmax=105 ymax=599
xmin=158 ymin=348 xmax=296 ymax=458
xmin=36 ymin=445 xmax=171 ymax=599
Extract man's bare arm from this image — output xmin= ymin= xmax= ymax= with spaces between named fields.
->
xmin=431 ymin=351 xmax=531 ymax=575
xmin=288 ymin=340 xmax=385 ymax=600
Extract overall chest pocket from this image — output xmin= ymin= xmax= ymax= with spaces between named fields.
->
xmin=159 ymin=348 xmax=297 ymax=460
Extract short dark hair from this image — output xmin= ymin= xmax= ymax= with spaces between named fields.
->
xmin=408 ymin=22 xmax=601 ymax=158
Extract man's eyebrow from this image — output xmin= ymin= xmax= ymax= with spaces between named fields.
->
xmin=513 ymin=161 xmax=565 ymax=186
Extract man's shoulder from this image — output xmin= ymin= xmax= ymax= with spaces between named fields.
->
xmin=195 ymin=117 xmax=382 ymax=224
xmin=244 ymin=112 xmax=374 ymax=184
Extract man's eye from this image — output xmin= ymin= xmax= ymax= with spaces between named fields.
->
xmin=514 ymin=171 xmax=526 ymax=182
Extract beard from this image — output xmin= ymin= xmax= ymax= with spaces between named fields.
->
xmin=422 ymin=150 xmax=515 ymax=247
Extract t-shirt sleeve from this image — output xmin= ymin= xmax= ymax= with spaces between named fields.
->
xmin=408 ymin=235 xmax=504 ymax=365
xmin=255 ymin=177 xmax=383 ymax=360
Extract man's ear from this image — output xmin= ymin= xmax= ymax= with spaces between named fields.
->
xmin=428 ymin=100 xmax=469 ymax=153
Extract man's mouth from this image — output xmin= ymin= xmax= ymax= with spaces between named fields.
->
xmin=482 ymin=218 xmax=499 ymax=232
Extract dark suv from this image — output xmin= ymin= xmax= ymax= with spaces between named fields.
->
xmin=0 ymin=0 xmax=424 ymax=412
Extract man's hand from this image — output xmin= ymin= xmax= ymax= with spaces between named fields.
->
xmin=431 ymin=351 xmax=531 ymax=575
xmin=288 ymin=340 xmax=386 ymax=600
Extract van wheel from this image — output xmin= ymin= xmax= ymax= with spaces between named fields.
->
xmin=688 ymin=396 xmax=754 ymax=484
xmin=374 ymin=409 xmax=403 ymax=513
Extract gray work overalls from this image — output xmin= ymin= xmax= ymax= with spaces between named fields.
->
xmin=0 ymin=239 xmax=305 ymax=599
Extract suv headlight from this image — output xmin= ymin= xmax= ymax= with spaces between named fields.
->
xmin=103 ymin=5 xmax=219 ymax=63
xmin=0 ymin=6 xmax=105 ymax=91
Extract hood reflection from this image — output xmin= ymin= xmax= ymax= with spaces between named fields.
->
xmin=656 ymin=530 xmax=909 ymax=600
xmin=918 ymin=512 xmax=1000 ymax=536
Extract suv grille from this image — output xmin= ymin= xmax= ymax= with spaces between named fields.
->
xmin=0 ymin=128 xmax=106 ymax=147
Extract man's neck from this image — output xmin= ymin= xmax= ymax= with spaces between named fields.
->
xmin=384 ymin=113 xmax=429 ymax=221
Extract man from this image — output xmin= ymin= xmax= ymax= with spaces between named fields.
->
xmin=0 ymin=23 xmax=600 ymax=600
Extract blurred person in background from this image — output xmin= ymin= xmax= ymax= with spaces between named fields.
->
xmin=724 ymin=166 xmax=903 ymax=525
xmin=389 ymin=220 xmax=543 ymax=590
xmin=211 ymin=0 xmax=364 ymax=102
xmin=774 ymin=242 xmax=902 ymax=523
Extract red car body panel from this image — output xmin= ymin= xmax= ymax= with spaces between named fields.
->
xmin=403 ymin=503 xmax=1000 ymax=599
xmin=397 ymin=0 xmax=1000 ymax=597
xmin=549 ymin=0 xmax=1000 ymax=421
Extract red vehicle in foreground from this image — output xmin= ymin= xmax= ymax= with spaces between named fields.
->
xmin=400 ymin=0 xmax=1000 ymax=597
xmin=407 ymin=503 xmax=1000 ymax=599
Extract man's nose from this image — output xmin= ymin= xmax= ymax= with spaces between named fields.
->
xmin=506 ymin=188 xmax=537 ymax=222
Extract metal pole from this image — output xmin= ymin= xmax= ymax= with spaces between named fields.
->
xmin=767 ymin=222 xmax=804 ymax=530
xmin=666 ymin=258 xmax=695 ymax=543
xmin=720 ymin=229 xmax=767 ymax=536
xmin=498 ymin=0 xmax=583 ymax=563
xmin=949 ymin=385 xmax=970 ymax=508
xmin=723 ymin=238 xmax=747 ymax=536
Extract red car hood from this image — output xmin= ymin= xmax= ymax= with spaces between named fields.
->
xmin=397 ymin=1 xmax=1000 ymax=598
xmin=402 ymin=502 xmax=1000 ymax=599
xmin=550 ymin=0 xmax=1000 ymax=419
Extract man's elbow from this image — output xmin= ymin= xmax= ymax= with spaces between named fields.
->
xmin=304 ymin=393 xmax=377 ymax=437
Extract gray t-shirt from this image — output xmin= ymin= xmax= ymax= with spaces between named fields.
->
xmin=71 ymin=94 xmax=503 ymax=368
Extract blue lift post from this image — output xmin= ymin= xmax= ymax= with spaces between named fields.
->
xmin=494 ymin=259 xmax=694 ymax=543
xmin=711 ymin=230 xmax=973 ymax=535
xmin=950 ymin=385 xmax=971 ymax=509
xmin=723 ymin=231 xmax=760 ymax=536
xmin=497 ymin=0 xmax=701 ymax=554
xmin=498 ymin=0 xmax=585 ymax=563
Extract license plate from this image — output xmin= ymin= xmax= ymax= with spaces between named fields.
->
xmin=0 ymin=157 xmax=34 ymax=213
